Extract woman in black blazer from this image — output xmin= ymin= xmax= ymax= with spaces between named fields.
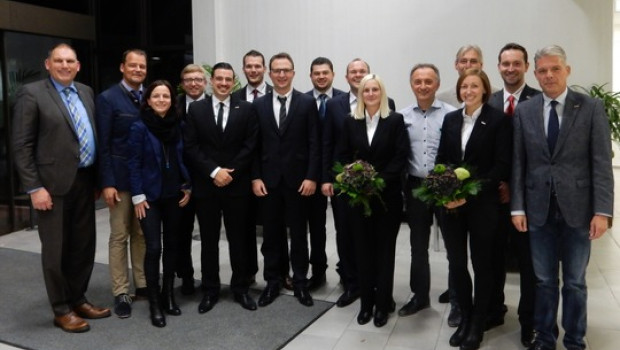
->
xmin=335 ymin=74 xmax=409 ymax=328
xmin=128 ymin=80 xmax=191 ymax=328
xmin=436 ymin=69 xmax=511 ymax=350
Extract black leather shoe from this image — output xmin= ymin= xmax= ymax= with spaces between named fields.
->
xmin=357 ymin=309 xmax=372 ymax=325
xmin=438 ymin=289 xmax=450 ymax=303
xmin=306 ymin=274 xmax=327 ymax=291
xmin=294 ymin=287 xmax=314 ymax=307
xmin=234 ymin=293 xmax=257 ymax=311
xmin=113 ymin=293 xmax=132 ymax=318
xmin=388 ymin=299 xmax=396 ymax=313
xmin=521 ymin=327 xmax=535 ymax=348
xmin=336 ymin=289 xmax=360 ymax=307
xmin=484 ymin=313 xmax=505 ymax=331
xmin=373 ymin=310 xmax=389 ymax=327
xmin=460 ymin=318 xmax=483 ymax=350
xmin=198 ymin=294 xmax=219 ymax=314
xmin=181 ymin=277 xmax=195 ymax=295
xmin=448 ymin=304 xmax=462 ymax=327
xmin=258 ymin=284 xmax=280 ymax=307
xmin=398 ymin=297 xmax=430 ymax=317
xmin=449 ymin=314 xmax=470 ymax=346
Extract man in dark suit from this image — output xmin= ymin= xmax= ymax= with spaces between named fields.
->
xmin=304 ymin=56 xmax=345 ymax=291
xmin=252 ymin=52 xmax=320 ymax=307
xmin=174 ymin=63 xmax=208 ymax=296
xmin=96 ymin=49 xmax=148 ymax=318
xmin=12 ymin=43 xmax=110 ymax=333
xmin=184 ymin=62 xmax=258 ymax=313
xmin=487 ymin=43 xmax=540 ymax=347
xmin=511 ymin=45 xmax=613 ymax=350
xmin=321 ymin=58 xmax=395 ymax=307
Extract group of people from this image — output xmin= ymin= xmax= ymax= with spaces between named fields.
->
xmin=11 ymin=41 xmax=612 ymax=350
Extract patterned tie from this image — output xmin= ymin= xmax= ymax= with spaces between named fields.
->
xmin=62 ymin=87 xmax=91 ymax=167
xmin=252 ymin=89 xmax=259 ymax=101
xmin=277 ymin=96 xmax=287 ymax=131
xmin=505 ymin=95 xmax=515 ymax=116
xmin=547 ymin=100 xmax=559 ymax=154
xmin=318 ymin=94 xmax=328 ymax=119
xmin=217 ymin=102 xmax=225 ymax=132
xmin=131 ymin=90 xmax=141 ymax=103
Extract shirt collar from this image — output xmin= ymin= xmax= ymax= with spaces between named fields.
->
xmin=542 ymin=88 xmax=568 ymax=106
xmin=121 ymin=79 xmax=142 ymax=94
xmin=462 ymin=104 xmax=483 ymax=120
xmin=313 ymin=88 xmax=333 ymax=99
xmin=49 ymin=77 xmax=75 ymax=93
xmin=413 ymin=98 xmax=440 ymax=112
xmin=503 ymin=83 xmax=526 ymax=103
xmin=186 ymin=93 xmax=206 ymax=104
xmin=212 ymin=95 xmax=231 ymax=108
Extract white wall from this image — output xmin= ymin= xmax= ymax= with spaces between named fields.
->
xmin=193 ymin=0 xmax=613 ymax=108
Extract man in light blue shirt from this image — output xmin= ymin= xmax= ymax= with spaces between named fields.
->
xmin=398 ymin=64 xmax=458 ymax=324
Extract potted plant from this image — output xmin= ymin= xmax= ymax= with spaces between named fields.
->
xmin=574 ymin=83 xmax=620 ymax=144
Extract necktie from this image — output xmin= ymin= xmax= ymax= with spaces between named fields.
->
xmin=505 ymin=95 xmax=515 ymax=116
xmin=62 ymin=87 xmax=91 ymax=167
xmin=131 ymin=90 xmax=141 ymax=103
xmin=277 ymin=96 xmax=287 ymax=130
xmin=547 ymin=100 xmax=559 ymax=154
xmin=318 ymin=94 xmax=328 ymax=119
xmin=217 ymin=102 xmax=224 ymax=132
xmin=252 ymin=89 xmax=259 ymax=101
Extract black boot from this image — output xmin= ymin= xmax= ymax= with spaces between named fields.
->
xmin=460 ymin=315 xmax=484 ymax=350
xmin=161 ymin=278 xmax=181 ymax=316
xmin=450 ymin=312 xmax=470 ymax=347
xmin=148 ymin=287 xmax=166 ymax=328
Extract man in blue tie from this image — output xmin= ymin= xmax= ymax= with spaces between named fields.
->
xmin=13 ymin=43 xmax=110 ymax=333
xmin=511 ymin=45 xmax=614 ymax=350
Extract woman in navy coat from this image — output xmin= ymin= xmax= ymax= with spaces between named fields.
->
xmin=335 ymin=74 xmax=409 ymax=328
xmin=128 ymin=80 xmax=191 ymax=327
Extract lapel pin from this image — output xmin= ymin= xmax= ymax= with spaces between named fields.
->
xmin=481 ymin=121 xmax=487 ymax=125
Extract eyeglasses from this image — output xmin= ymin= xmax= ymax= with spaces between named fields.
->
xmin=271 ymin=68 xmax=294 ymax=75
xmin=183 ymin=77 xmax=206 ymax=84
xmin=458 ymin=59 xmax=480 ymax=65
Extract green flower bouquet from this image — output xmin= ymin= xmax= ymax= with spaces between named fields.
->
xmin=333 ymin=160 xmax=385 ymax=217
xmin=412 ymin=164 xmax=481 ymax=207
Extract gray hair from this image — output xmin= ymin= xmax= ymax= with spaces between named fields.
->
xmin=455 ymin=45 xmax=483 ymax=64
xmin=534 ymin=45 xmax=567 ymax=67
xmin=410 ymin=63 xmax=441 ymax=83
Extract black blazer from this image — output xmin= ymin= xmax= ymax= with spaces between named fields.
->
xmin=487 ymin=84 xmax=541 ymax=113
xmin=251 ymin=89 xmax=320 ymax=189
xmin=335 ymin=112 xmax=409 ymax=199
xmin=231 ymin=83 xmax=273 ymax=102
xmin=322 ymin=92 xmax=396 ymax=183
xmin=184 ymin=95 xmax=258 ymax=197
xmin=436 ymin=104 xmax=512 ymax=200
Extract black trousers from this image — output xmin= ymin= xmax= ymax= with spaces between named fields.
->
xmin=175 ymin=199 xmax=195 ymax=279
xmin=441 ymin=198 xmax=498 ymax=317
xmin=139 ymin=196 xmax=181 ymax=289
xmin=332 ymin=194 xmax=358 ymax=291
xmin=195 ymin=194 xmax=252 ymax=295
xmin=38 ymin=168 xmax=96 ymax=315
xmin=308 ymin=192 xmax=328 ymax=276
xmin=260 ymin=184 xmax=310 ymax=288
xmin=348 ymin=194 xmax=401 ymax=313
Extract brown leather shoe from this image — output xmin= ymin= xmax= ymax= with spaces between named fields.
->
xmin=53 ymin=312 xmax=90 ymax=333
xmin=74 ymin=303 xmax=111 ymax=319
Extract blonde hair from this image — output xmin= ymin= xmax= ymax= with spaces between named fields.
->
xmin=353 ymin=74 xmax=390 ymax=120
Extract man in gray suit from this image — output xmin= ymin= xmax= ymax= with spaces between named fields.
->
xmin=511 ymin=45 xmax=613 ymax=350
xmin=12 ymin=43 xmax=111 ymax=333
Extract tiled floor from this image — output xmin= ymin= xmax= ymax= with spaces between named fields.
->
xmin=1 ymin=170 xmax=620 ymax=350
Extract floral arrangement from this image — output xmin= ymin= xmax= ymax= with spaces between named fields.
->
xmin=412 ymin=164 xmax=481 ymax=207
xmin=333 ymin=160 xmax=385 ymax=217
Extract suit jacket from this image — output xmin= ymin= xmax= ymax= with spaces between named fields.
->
xmin=251 ymin=89 xmax=320 ymax=189
xmin=183 ymin=95 xmax=258 ymax=197
xmin=127 ymin=119 xmax=190 ymax=201
xmin=13 ymin=78 xmax=97 ymax=195
xmin=96 ymin=83 xmax=141 ymax=191
xmin=335 ymin=112 xmax=409 ymax=199
xmin=322 ymin=92 xmax=396 ymax=183
xmin=231 ymin=83 xmax=273 ymax=102
xmin=436 ymin=104 xmax=512 ymax=201
xmin=511 ymin=88 xmax=614 ymax=228
xmin=487 ymin=84 xmax=541 ymax=113
xmin=176 ymin=93 xmax=207 ymax=121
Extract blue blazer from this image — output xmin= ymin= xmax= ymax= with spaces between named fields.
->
xmin=96 ymin=83 xmax=141 ymax=191
xmin=127 ymin=119 xmax=190 ymax=202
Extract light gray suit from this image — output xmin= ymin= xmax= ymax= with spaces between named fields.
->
xmin=13 ymin=78 xmax=98 ymax=315
xmin=511 ymin=88 xmax=613 ymax=226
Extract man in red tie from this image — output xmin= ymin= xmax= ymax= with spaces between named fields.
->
xmin=487 ymin=42 xmax=540 ymax=348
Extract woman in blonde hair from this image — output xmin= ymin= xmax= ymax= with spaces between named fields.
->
xmin=335 ymin=74 xmax=409 ymax=327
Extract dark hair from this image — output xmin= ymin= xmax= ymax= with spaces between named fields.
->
xmin=140 ymin=80 xmax=176 ymax=112
xmin=243 ymin=49 xmax=265 ymax=67
xmin=212 ymin=62 xmax=235 ymax=78
xmin=122 ymin=49 xmax=147 ymax=64
xmin=456 ymin=68 xmax=491 ymax=104
xmin=310 ymin=57 xmax=334 ymax=73
xmin=269 ymin=52 xmax=294 ymax=71
xmin=497 ymin=42 xmax=528 ymax=63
